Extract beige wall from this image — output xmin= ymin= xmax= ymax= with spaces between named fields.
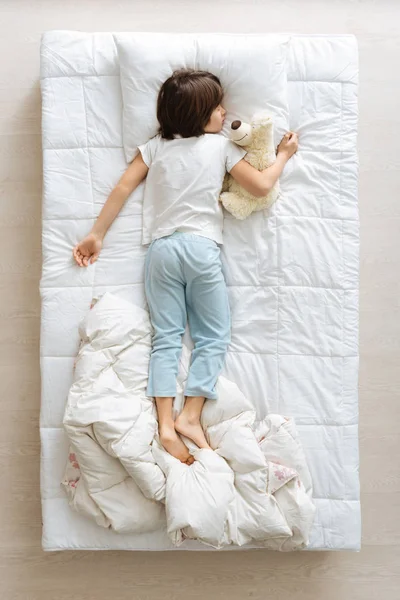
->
xmin=1 ymin=0 xmax=399 ymax=598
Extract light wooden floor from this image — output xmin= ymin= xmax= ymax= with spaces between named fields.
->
xmin=1 ymin=0 xmax=399 ymax=598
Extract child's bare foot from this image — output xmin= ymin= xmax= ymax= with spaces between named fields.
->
xmin=175 ymin=414 xmax=211 ymax=450
xmin=159 ymin=425 xmax=194 ymax=465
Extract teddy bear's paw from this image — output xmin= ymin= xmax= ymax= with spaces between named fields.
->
xmin=221 ymin=192 xmax=254 ymax=220
xmin=254 ymin=186 xmax=280 ymax=213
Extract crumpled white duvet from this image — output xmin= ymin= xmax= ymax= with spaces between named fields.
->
xmin=62 ymin=291 xmax=316 ymax=550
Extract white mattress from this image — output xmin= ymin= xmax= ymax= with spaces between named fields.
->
xmin=39 ymin=30 xmax=360 ymax=551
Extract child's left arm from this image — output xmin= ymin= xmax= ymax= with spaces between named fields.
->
xmin=230 ymin=132 xmax=298 ymax=197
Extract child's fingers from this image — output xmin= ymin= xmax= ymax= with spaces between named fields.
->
xmin=72 ymin=246 xmax=82 ymax=266
xmin=73 ymin=245 xmax=87 ymax=267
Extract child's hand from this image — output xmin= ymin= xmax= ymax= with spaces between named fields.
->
xmin=277 ymin=132 xmax=299 ymax=159
xmin=72 ymin=232 xmax=103 ymax=267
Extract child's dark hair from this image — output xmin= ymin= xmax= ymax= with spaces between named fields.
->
xmin=156 ymin=68 xmax=224 ymax=140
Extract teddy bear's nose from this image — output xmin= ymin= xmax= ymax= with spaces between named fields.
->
xmin=231 ymin=120 xmax=241 ymax=130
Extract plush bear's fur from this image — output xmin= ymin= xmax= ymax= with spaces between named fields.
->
xmin=220 ymin=113 xmax=280 ymax=220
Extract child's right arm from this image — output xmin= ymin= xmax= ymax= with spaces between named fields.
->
xmin=229 ymin=132 xmax=298 ymax=198
xmin=72 ymin=153 xmax=149 ymax=267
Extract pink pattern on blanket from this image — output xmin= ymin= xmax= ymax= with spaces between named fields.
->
xmin=69 ymin=452 xmax=79 ymax=470
xmin=274 ymin=467 xmax=290 ymax=481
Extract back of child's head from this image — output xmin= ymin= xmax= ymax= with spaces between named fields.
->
xmin=157 ymin=68 xmax=223 ymax=140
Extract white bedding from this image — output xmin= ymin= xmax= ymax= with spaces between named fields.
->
xmin=39 ymin=30 xmax=360 ymax=551
xmin=62 ymin=291 xmax=316 ymax=550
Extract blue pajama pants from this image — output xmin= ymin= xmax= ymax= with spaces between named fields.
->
xmin=144 ymin=231 xmax=231 ymax=401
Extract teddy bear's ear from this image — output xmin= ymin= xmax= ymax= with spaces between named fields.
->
xmin=251 ymin=112 xmax=273 ymax=126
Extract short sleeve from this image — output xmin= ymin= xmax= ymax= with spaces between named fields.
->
xmin=137 ymin=135 xmax=158 ymax=168
xmin=224 ymin=138 xmax=247 ymax=173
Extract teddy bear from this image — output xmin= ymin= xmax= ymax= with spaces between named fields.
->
xmin=220 ymin=112 xmax=280 ymax=220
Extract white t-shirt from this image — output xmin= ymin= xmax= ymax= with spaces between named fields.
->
xmin=137 ymin=132 xmax=247 ymax=245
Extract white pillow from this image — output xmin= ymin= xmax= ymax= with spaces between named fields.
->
xmin=113 ymin=32 xmax=290 ymax=163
